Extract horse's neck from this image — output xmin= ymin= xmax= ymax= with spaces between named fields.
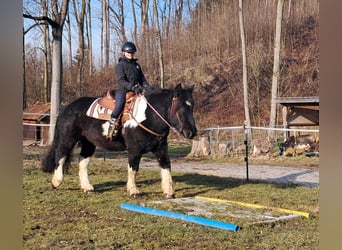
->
xmin=146 ymin=91 xmax=173 ymax=117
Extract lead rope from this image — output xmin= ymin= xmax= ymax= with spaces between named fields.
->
xmin=140 ymin=95 xmax=182 ymax=137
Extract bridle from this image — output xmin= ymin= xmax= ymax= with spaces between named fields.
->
xmin=130 ymin=95 xmax=182 ymax=137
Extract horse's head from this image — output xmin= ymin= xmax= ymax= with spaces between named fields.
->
xmin=170 ymin=83 xmax=197 ymax=139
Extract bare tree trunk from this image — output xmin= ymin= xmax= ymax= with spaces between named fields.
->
xmin=66 ymin=12 xmax=73 ymax=69
xmin=117 ymin=0 xmax=127 ymax=42
xmin=43 ymin=30 xmax=49 ymax=103
xmin=110 ymin=0 xmax=127 ymax=43
xmin=153 ymin=0 xmax=165 ymax=88
xmin=86 ymin=0 xmax=93 ymax=75
xmin=238 ymin=0 xmax=251 ymax=138
xmin=102 ymin=0 xmax=110 ymax=67
xmin=175 ymin=0 xmax=183 ymax=32
xmin=131 ymin=0 xmax=137 ymax=42
xmin=23 ymin=0 xmax=70 ymax=144
xmin=269 ymin=0 xmax=285 ymax=139
xmin=73 ymin=0 xmax=86 ymax=95
xmin=42 ymin=0 xmax=50 ymax=103
xmin=140 ymin=0 xmax=149 ymax=63
xmin=66 ymin=12 xmax=73 ymax=93
xmin=49 ymin=0 xmax=70 ymax=144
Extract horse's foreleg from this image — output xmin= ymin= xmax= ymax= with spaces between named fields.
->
xmin=51 ymin=157 xmax=66 ymax=188
xmin=127 ymin=165 xmax=141 ymax=197
xmin=79 ymin=156 xmax=94 ymax=192
xmin=153 ymin=142 xmax=175 ymax=199
xmin=161 ymin=168 xmax=174 ymax=199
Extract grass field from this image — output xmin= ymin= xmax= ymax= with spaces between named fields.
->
xmin=23 ymin=145 xmax=318 ymax=249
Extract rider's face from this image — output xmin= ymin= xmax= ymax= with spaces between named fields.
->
xmin=124 ymin=51 xmax=135 ymax=59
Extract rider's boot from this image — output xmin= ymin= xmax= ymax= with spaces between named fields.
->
xmin=107 ymin=117 xmax=117 ymax=139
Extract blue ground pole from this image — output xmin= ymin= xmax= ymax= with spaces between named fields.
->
xmin=121 ymin=203 xmax=240 ymax=232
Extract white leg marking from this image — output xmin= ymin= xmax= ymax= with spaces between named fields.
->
xmin=127 ymin=165 xmax=140 ymax=196
xmin=161 ymin=168 xmax=174 ymax=197
xmin=79 ymin=157 xmax=94 ymax=192
xmin=51 ymin=157 xmax=66 ymax=188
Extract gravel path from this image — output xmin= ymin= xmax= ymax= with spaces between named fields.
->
xmin=139 ymin=161 xmax=319 ymax=188
xmin=23 ymin=144 xmax=319 ymax=188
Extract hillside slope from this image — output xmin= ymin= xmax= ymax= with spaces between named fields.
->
xmin=167 ymin=15 xmax=319 ymax=127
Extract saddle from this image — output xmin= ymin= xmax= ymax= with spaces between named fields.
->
xmin=86 ymin=90 xmax=137 ymax=126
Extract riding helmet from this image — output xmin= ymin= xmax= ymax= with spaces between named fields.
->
xmin=122 ymin=42 xmax=137 ymax=53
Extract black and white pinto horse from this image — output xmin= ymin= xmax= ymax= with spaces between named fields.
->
xmin=42 ymin=83 xmax=197 ymax=198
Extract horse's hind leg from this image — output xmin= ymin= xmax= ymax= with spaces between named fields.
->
xmin=51 ymin=156 xmax=66 ymax=188
xmin=51 ymin=142 xmax=76 ymax=188
xmin=78 ymin=137 xmax=96 ymax=192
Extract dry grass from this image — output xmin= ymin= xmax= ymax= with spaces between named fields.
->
xmin=23 ymin=144 xmax=318 ymax=249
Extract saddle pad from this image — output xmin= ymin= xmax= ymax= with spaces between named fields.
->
xmin=124 ymin=96 xmax=147 ymax=128
xmin=86 ymin=98 xmax=112 ymax=121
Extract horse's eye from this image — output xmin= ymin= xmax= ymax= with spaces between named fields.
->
xmin=185 ymin=101 xmax=192 ymax=106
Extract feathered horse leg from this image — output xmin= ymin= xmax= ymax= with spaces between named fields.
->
xmin=127 ymin=165 xmax=141 ymax=197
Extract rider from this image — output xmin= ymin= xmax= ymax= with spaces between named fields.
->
xmin=107 ymin=41 xmax=152 ymax=139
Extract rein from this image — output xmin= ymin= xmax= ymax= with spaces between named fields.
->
xmin=130 ymin=95 xmax=182 ymax=137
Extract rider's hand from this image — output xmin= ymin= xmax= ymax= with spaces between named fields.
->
xmin=132 ymin=84 xmax=143 ymax=95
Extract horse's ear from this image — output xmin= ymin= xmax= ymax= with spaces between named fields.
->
xmin=189 ymin=84 xmax=194 ymax=93
xmin=174 ymin=83 xmax=182 ymax=97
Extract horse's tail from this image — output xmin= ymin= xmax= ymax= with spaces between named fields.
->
xmin=41 ymin=143 xmax=57 ymax=173
xmin=41 ymin=119 xmax=71 ymax=173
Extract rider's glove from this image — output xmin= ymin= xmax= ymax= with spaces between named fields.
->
xmin=131 ymin=84 xmax=143 ymax=95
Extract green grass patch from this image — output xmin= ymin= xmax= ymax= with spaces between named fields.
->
xmin=23 ymin=156 xmax=318 ymax=249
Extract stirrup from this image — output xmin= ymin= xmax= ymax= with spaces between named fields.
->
xmin=107 ymin=126 xmax=117 ymax=140
xmin=106 ymin=118 xmax=117 ymax=139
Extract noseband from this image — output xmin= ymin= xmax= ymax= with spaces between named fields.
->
xmin=169 ymin=97 xmax=183 ymax=129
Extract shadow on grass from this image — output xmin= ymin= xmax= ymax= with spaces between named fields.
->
xmin=172 ymin=173 xmax=300 ymax=196
xmin=93 ymin=181 xmax=126 ymax=193
xmin=93 ymin=178 xmax=163 ymax=194
xmin=92 ymin=170 xmax=302 ymax=196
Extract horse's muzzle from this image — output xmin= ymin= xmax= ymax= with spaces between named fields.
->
xmin=181 ymin=127 xmax=197 ymax=139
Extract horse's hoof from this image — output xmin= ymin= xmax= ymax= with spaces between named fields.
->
xmin=131 ymin=193 xmax=142 ymax=198
xmin=164 ymin=193 xmax=175 ymax=199
xmin=51 ymin=177 xmax=63 ymax=189
xmin=81 ymin=185 xmax=94 ymax=193
xmin=83 ymin=188 xmax=94 ymax=193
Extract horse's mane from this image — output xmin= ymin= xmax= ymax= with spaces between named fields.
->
xmin=147 ymin=84 xmax=193 ymax=96
xmin=145 ymin=87 xmax=173 ymax=99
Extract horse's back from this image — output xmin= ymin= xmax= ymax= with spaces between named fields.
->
xmin=61 ymin=96 xmax=96 ymax=114
xmin=52 ymin=96 xmax=96 ymax=138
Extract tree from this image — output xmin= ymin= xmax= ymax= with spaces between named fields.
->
xmin=41 ymin=0 xmax=51 ymax=103
xmin=153 ymin=0 xmax=165 ymax=88
xmin=269 ymin=0 xmax=285 ymax=139
xmin=140 ymin=0 xmax=150 ymax=63
xmin=238 ymin=0 xmax=251 ymax=137
xmin=109 ymin=0 xmax=127 ymax=43
xmin=101 ymin=0 xmax=110 ymax=67
xmin=24 ymin=0 xmax=70 ymax=145
xmin=174 ymin=0 xmax=184 ymax=32
xmin=86 ymin=0 xmax=93 ymax=75
xmin=73 ymin=0 xmax=87 ymax=95
xmin=131 ymin=0 xmax=138 ymax=42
